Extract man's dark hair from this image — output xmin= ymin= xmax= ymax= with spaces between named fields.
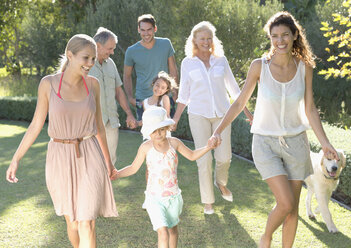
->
xmin=138 ymin=14 xmax=156 ymax=27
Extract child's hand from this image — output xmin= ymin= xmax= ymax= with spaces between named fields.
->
xmin=110 ymin=168 xmax=118 ymax=181
xmin=208 ymin=133 xmax=221 ymax=149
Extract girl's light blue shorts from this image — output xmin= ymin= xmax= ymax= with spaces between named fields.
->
xmin=144 ymin=191 xmax=183 ymax=231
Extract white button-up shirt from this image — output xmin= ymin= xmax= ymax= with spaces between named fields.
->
xmin=177 ymin=55 xmax=241 ymax=118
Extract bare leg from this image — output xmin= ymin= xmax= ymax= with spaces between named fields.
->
xmin=157 ymin=227 xmax=169 ymax=248
xmin=282 ymin=180 xmax=302 ymax=248
xmin=259 ymin=175 xmax=296 ymax=248
xmin=64 ymin=215 xmax=79 ymax=248
xmin=78 ymin=220 xmax=96 ymax=248
xmin=168 ymin=225 xmax=179 ymax=248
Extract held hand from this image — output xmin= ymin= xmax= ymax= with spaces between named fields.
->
xmin=170 ymin=118 xmax=179 ymax=132
xmin=129 ymin=98 xmax=136 ymax=107
xmin=244 ymin=108 xmax=254 ymax=126
xmin=207 ymin=137 xmax=217 ymax=149
xmin=6 ymin=160 xmax=19 ymax=183
xmin=246 ymin=114 xmax=254 ymax=126
xmin=322 ymin=143 xmax=339 ymax=161
xmin=126 ymin=115 xmax=137 ymax=129
xmin=170 ymin=123 xmax=177 ymax=132
xmin=209 ymin=133 xmax=222 ymax=148
xmin=109 ymin=167 xmax=118 ymax=181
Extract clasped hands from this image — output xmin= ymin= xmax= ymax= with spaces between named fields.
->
xmin=126 ymin=114 xmax=138 ymax=129
xmin=109 ymin=167 xmax=118 ymax=181
xmin=208 ymin=133 xmax=222 ymax=149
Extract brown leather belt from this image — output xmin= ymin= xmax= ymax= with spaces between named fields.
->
xmin=51 ymin=135 xmax=93 ymax=158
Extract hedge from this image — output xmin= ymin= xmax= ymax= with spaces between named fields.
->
xmin=1 ymin=96 xmax=350 ymax=205
xmin=0 ymin=96 xmax=37 ymax=121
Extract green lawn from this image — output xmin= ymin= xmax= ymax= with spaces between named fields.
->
xmin=1 ymin=120 xmax=351 ymax=248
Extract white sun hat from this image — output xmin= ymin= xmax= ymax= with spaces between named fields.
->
xmin=141 ymin=106 xmax=175 ymax=140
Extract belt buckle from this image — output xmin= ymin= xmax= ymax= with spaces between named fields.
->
xmin=63 ymin=139 xmax=69 ymax=144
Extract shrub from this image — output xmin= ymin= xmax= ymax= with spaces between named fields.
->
xmin=302 ymin=0 xmax=351 ymax=129
xmin=0 ymin=96 xmax=37 ymax=121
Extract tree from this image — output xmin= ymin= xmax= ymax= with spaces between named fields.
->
xmin=319 ymin=0 xmax=351 ymax=79
xmin=81 ymin=0 xmax=153 ymax=68
xmin=20 ymin=0 xmax=73 ymax=76
xmin=0 ymin=0 xmax=28 ymax=75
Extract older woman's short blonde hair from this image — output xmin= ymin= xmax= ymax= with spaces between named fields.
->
xmin=185 ymin=21 xmax=224 ymax=58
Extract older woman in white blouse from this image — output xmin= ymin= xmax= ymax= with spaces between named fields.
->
xmin=172 ymin=21 xmax=252 ymax=214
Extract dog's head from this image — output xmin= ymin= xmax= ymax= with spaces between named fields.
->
xmin=319 ymin=149 xmax=346 ymax=179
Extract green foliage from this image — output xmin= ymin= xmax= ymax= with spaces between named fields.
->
xmin=20 ymin=1 xmax=71 ymax=76
xmin=231 ymin=113 xmax=253 ymax=159
xmin=283 ymin=0 xmax=318 ymax=22
xmin=299 ymin=0 xmax=351 ymax=129
xmin=0 ymin=0 xmax=28 ymax=75
xmin=0 ymin=0 xmax=87 ymax=77
xmin=312 ymin=72 xmax=351 ymax=129
xmin=0 ymin=67 xmax=8 ymax=77
xmin=318 ymin=0 xmax=351 ymax=80
xmin=0 ymin=74 xmax=39 ymax=97
xmin=0 ymin=96 xmax=37 ymax=121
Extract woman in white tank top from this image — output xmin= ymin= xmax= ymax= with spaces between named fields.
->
xmin=210 ymin=12 xmax=339 ymax=248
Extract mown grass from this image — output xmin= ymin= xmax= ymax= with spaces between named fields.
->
xmin=1 ymin=119 xmax=351 ymax=247
xmin=306 ymin=122 xmax=351 ymax=152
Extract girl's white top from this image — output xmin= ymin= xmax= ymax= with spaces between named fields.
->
xmin=143 ymin=97 xmax=171 ymax=139
xmin=145 ymin=140 xmax=179 ymax=197
xmin=177 ymin=55 xmax=241 ymax=118
xmin=250 ymin=58 xmax=310 ymax=136
xmin=143 ymin=96 xmax=164 ymax=109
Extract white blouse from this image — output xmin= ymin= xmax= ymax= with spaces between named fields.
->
xmin=177 ymin=55 xmax=241 ymax=118
xmin=250 ymin=58 xmax=310 ymax=136
xmin=143 ymin=97 xmax=164 ymax=109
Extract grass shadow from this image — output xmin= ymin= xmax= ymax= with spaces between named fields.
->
xmin=299 ymin=216 xmax=351 ymax=247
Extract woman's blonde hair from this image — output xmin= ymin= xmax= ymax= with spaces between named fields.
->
xmin=58 ymin=34 xmax=97 ymax=72
xmin=151 ymin=71 xmax=178 ymax=106
xmin=264 ymin=11 xmax=315 ymax=67
xmin=185 ymin=21 xmax=224 ymax=58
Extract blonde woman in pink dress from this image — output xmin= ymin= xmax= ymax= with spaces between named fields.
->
xmin=6 ymin=34 xmax=118 ymax=248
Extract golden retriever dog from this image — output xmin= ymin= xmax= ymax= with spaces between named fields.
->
xmin=304 ymin=150 xmax=346 ymax=233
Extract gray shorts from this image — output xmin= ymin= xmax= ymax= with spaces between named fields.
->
xmin=252 ymin=131 xmax=313 ymax=181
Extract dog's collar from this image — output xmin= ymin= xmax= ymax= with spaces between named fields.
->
xmin=323 ymin=174 xmax=339 ymax=181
